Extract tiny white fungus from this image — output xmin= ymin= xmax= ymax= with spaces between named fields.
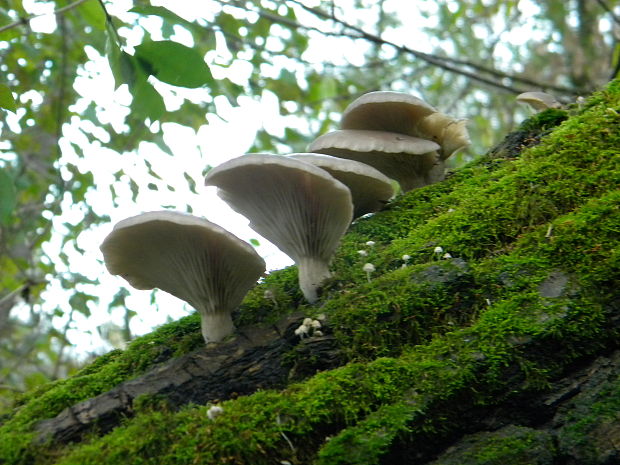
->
xmin=207 ymin=405 xmax=224 ymax=420
xmin=295 ymin=324 xmax=309 ymax=338
xmin=362 ymin=263 xmax=375 ymax=272
xmin=362 ymin=262 xmax=375 ymax=282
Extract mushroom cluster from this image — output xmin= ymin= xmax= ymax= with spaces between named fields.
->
xmin=99 ymin=91 xmax=469 ymax=344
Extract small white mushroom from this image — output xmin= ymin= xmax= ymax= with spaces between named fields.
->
xmin=516 ymin=92 xmax=563 ymax=112
xmin=205 ymin=154 xmax=353 ymax=303
xmin=294 ymin=324 xmax=309 ymax=338
xmin=100 ymin=211 xmax=266 ymax=344
xmin=362 ymin=262 xmax=375 ymax=282
xmin=206 ymin=405 xmax=224 ymax=420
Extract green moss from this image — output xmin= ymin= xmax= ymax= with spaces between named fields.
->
xmin=235 ymin=265 xmax=302 ymax=327
xmin=430 ymin=425 xmax=556 ymax=465
xmin=517 ymin=108 xmax=568 ymax=132
xmin=1 ymin=80 xmax=619 ymax=465
xmin=54 ymin=278 xmax=610 ymax=465
xmin=0 ymin=313 xmax=203 ymax=464
xmin=557 ymin=374 xmax=620 ymax=464
xmin=326 ymin=259 xmax=478 ymax=360
xmin=53 ymin=196 xmax=618 ymax=464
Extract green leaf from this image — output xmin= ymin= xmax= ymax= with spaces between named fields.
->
xmin=249 ymin=238 xmax=261 ymax=247
xmin=0 ymin=84 xmax=16 ymax=112
xmin=134 ymin=40 xmax=212 ymax=88
xmin=0 ymin=169 xmax=16 ymax=225
xmin=317 ymin=76 xmax=338 ymax=101
xmin=106 ymin=38 xmax=137 ymax=88
xmin=183 ymin=172 xmax=197 ymax=194
xmin=78 ymin=0 xmax=106 ymax=30
xmin=130 ymin=74 xmax=166 ymax=121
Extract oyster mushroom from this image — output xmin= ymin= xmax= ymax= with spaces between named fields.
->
xmin=341 ymin=91 xmax=437 ymax=134
xmin=516 ymin=92 xmax=563 ymax=112
xmin=416 ymin=112 xmax=471 ymax=160
xmin=308 ymin=129 xmax=441 ymax=192
xmin=205 ymin=154 xmax=353 ymax=303
xmin=338 ymin=90 xmax=470 ymax=182
xmin=100 ymin=211 xmax=266 ymax=343
xmin=287 ymin=153 xmax=394 ymax=218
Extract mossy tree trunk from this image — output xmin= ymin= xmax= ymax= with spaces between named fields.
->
xmin=1 ymin=80 xmax=619 ymax=465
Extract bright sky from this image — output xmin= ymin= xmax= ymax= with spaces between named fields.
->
xmin=8 ymin=0 xmax=545 ymax=359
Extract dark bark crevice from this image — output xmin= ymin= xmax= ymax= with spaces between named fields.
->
xmin=34 ymin=311 xmax=344 ymax=444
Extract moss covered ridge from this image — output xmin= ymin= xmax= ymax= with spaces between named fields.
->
xmin=1 ymin=80 xmax=619 ymax=464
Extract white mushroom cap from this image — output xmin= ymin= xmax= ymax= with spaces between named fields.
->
xmin=100 ymin=211 xmax=266 ymax=343
xmin=204 ymin=154 xmax=353 ymax=303
xmin=516 ymin=92 xmax=563 ymax=112
xmin=287 ymin=153 xmax=394 ymax=218
xmin=341 ymin=91 xmax=437 ymax=134
xmin=341 ymin=91 xmax=470 ymax=162
xmin=308 ymin=129 xmax=441 ymax=192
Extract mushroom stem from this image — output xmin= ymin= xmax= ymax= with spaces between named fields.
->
xmin=297 ymin=256 xmax=333 ymax=304
xmin=199 ymin=311 xmax=235 ymax=343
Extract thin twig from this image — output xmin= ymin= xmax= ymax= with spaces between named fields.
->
xmin=595 ymin=0 xmax=620 ymax=27
xmin=0 ymin=0 xmax=90 ymax=34
xmin=287 ymin=0 xmax=581 ymax=95
xmin=97 ymin=0 xmax=122 ymax=45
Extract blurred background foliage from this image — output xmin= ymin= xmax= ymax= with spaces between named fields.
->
xmin=0 ymin=0 xmax=618 ymax=411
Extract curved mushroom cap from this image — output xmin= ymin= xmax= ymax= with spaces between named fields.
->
xmin=340 ymin=91 xmax=469 ymax=162
xmin=341 ymin=91 xmax=437 ymax=134
xmin=288 ymin=153 xmax=394 ymax=218
xmin=308 ymin=129 xmax=441 ymax=192
xmin=416 ymin=113 xmax=471 ymax=160
xmin=204 ymin=154 xmax=353 ymax=303
xmin=100 ymin=211 xmax=266 ymax=343
xmin=516 ymin=92 xmax=562 ymax=112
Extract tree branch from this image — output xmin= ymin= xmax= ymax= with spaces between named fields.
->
xmin=286 ymin=0 xmax=583 ymax=96
xmin=0 ymin=0 xmax=90 ymax=34
xmin=595 ymin=0 xmax=620 ymax=28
